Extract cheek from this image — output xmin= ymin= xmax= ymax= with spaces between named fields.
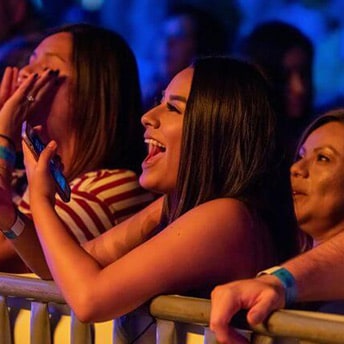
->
xmin=315 ymin=175 xmax=344 ymax=215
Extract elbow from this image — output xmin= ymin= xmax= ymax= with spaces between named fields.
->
xmin=68 ymin=291 xmax=102 ymax=323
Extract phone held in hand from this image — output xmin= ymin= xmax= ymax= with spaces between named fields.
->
xmin=22 ymin=121 xmax=71 ymax=202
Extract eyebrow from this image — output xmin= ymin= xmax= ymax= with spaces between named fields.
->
xmin=314 ymin=146 xmax=340 ymax=156
xmin=169 ymin=95 xmax=187 ymax=103
xmin=161 ymin=91 xmax=187 ymax=103
xmin=30 ymin=51 xmax=68 ymax=63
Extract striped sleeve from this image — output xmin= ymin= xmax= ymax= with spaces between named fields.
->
xmin=18 ymin=169 xmax=155 ymax=244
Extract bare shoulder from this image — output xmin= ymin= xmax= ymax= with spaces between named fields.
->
xmin=162 ymin=198 xmax=255 ymax=248
xmin=183 ymin=198 xmax=253 ymax=230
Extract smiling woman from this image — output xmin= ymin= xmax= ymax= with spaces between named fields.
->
xmin=14 ymin=56 xmax=298 ymax=342
xmin=210 ymin=108 xmax=344 ymax=344
xmin=291 ymin=109 xmax=344 ymax=245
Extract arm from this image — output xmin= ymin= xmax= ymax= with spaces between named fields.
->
xmin=210 ymin=233 xmax=344 ymax=344
xmin=24 ymin=141 xmax=256 ymax=323
xmin=0 ymin=67 xmax=63 ymax=277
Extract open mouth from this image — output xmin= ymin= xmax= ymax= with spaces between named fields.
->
xmin=144 ymin=138 xmax=166 ymax=160
xmin=292 ymin=190 xmax=306 ymax=197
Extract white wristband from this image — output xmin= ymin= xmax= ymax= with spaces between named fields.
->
xmin=1 ymin=211 xmax=25 ymax=239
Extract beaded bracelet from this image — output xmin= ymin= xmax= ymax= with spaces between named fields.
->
xmin=0 ymin=145 xmax=16 ymax=168
xmin=0 ymin=134 xmax=16 ymax=151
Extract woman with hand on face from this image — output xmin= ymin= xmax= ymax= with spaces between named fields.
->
xmin=210 ymin=108 xmax=344 ymax=344
xmin=0 ymin=23 xmax=154 ymax=274
xmin=19 ymin=56 xmax=298 ymax=341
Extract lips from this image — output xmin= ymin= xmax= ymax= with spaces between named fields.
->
xmin=143 ymin=138 xmax=166 ymax=165
xmin=292 ymin=189 xmax=307 ymax=197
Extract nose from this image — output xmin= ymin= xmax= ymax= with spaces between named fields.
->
xmin=290 ymin=158 xmax=308 ymax=178
xmin=18 ymin=64 xmax=34 ymax=84
xmin=18 ymin=62 xmax=45 ymax=84
xmin=141 ymin=106 xmax=160 ymax=129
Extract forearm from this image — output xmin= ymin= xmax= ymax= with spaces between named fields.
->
xmin=32 ymin=200 xmax=102 ymax=305
xmin=9 ymin=214 xmax=52 ymax=279
xmin=283 ymin=231 xmax=344 ymax=301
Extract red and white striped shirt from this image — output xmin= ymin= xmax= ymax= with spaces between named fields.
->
xmin=17 ymin=169 xmax=155 ymax=243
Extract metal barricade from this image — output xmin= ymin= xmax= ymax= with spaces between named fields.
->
xmin=1 ymin=273 xmax=344 ymax=344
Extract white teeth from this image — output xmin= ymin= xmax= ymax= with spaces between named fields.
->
xmin=144 ymin=138 xmax=166 ymax=149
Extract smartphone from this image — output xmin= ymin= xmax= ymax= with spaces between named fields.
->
xmin=22 ymin=122 xmax=71 ymax=202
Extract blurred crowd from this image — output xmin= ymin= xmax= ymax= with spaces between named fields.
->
xmin=0 ymin=0 xmax=343 ymax=113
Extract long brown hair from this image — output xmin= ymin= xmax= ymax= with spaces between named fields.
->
xmin=47 ymin=23 xmax=144 ymax=180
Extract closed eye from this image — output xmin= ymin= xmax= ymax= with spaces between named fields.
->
xmin=167 ymin=102 xmax=181 ymax=113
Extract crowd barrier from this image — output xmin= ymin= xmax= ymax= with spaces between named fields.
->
xmin=0 ymin=272 xmax=344 ymax=343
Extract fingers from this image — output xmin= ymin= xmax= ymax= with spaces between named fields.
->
xmin=40 ymin=140 xmax=58 ymax=164
xmin=14 ymin=69 xmax=59 ymax=105
xmin=22 ymin=137 xmax=57 ymax=173
xmin=0 ymin=67 xmax=19 ymax=106
xmin=246 ymin=287 xmax=283 ymax=325
xmin=25 ymin=69 xmax=60 ymax=105
xmin=210 ymin=279 xmax=286 ymax=344
xmin=22 ymin=139 xmax=58 ymax=206
xmin=210 ymin=284 xmax=247 ymax=344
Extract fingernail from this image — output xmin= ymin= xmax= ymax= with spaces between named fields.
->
xmin=47 ymin=141 xmax=56 ymax=149
xmin=48 ymin=69 xmax=59 ymax=77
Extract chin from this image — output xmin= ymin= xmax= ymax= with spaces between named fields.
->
xmin=139 ymin=174 xmax=170 ymax=195
xmin=139 ymin=174 xmax=158 ymax=193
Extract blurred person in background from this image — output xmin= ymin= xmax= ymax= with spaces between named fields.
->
xmin=0 ymin=0 xmax=46 ymax=77
xmin=238 ymin=20 xmax=315 ymax=166
xmin=143 ymin=4 xmax=232 ymax=111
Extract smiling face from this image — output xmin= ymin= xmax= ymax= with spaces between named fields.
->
xmin=139 ymin=67 xmax=194 ymax=194
xmin=291 ymin=121 xmax=344 ymax=244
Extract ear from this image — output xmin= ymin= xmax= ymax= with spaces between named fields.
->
xmin=9 ymin=0 xmax=28 ymax=25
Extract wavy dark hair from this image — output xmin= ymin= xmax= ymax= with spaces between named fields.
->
xmin=45 ymin=23 xmax=144 ymax=179
xmin=296 ymin=108 xmax=344 ymax=153
xmin=162 ymin=56 xmax=299 ymax=262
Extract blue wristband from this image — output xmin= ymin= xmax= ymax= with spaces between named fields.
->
xmin=257 ymin=266 xmax=297 ymax=306
xmin=0 ymin=145 xmax=16 ymax=167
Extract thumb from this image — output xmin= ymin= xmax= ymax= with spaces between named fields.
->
xmin=38 ymin=140 xmax=57 ymax=167
xmin=246 ymin=294 xmax=280 ymax=326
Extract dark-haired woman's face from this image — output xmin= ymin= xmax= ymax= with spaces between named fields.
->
xmin=18 ymin=32 xmax=74 ymax=150
xmin=140 ymin=67 xmax=193 ymax=194
xmin=291 ymin=121 xmax=344 ymax=245
xmin=283 ymin=46 xmax=311 ymax=119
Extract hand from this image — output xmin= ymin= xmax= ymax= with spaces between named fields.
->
xmin=23 ymin=138 xmax=58 ymax=209
xmin=0 ymin=68 xmax=60 ymax=148
xmin=0 ymin=67 xmax=19 ymax=108
xmin=210 ymin=277 xmax=286 ymax=344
